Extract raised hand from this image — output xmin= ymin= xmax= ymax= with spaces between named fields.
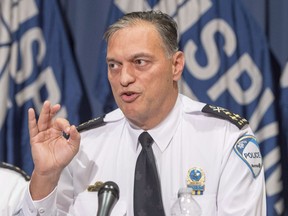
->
xmin=28 ymin=101 xmax=80 ymax=200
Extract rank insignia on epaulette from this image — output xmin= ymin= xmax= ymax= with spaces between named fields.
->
xmin=186 ymin=167 xmax=205 ymax=195
xmin=202 ymin=104 xmax=249 ymax=129
xmin=76 ymin=115 xmax=106 ymax=133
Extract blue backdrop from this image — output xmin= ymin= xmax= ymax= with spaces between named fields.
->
xmin=0 ymin=0 xmax=287 ymax=215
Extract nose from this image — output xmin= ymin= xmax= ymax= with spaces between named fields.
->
xmin=120 ymin=64 xmax=135 ymax=87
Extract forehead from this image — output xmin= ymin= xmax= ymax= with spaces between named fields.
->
xmin=108 ymin=20 xmax=163 ymax=44
xmin=107 ymin=21 xmax=166 ymax=56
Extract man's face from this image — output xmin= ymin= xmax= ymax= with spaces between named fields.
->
xmin=106 ymin=21 xmax=183 ymax=129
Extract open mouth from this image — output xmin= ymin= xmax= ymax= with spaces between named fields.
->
xmin=121 ymin=91 xmax=139 ymax=102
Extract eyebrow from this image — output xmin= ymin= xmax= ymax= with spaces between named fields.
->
xmin=106 ymin=52 xmax=153 ymax=63
xmin=106 ymin=57 xmax=117 ymax=62
xmin=130 ymin=52 xmax=153 ymax=59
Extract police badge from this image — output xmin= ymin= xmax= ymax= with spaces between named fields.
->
xmin=186 ymin=167 xmax=205 ymax=195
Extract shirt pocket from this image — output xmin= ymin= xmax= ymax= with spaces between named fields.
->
xmin=193 ymin=194 xmax=217 ymax=215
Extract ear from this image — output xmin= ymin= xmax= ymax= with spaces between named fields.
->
xmin=172 ymin=51 xmax=185 ymax=81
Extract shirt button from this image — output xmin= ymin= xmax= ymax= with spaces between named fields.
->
xmin=39 ymin=208 xmax=45 ymax=214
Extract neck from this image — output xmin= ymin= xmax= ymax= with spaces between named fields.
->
xmin=130 ymin=92 xmax=178 ymax=130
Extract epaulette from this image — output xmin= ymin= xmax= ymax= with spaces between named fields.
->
xmin=0 ymin=162 xmax=30 ymax=181
xmin=76 ymin=115 xmax=106 ymax=133
xmin=202 ymin=104 xmax=248 ymax=129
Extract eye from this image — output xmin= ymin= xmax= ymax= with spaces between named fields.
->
xmin=108 ymin=62 xmax=120 ymax=70
xmin=134 ymin=59 xmax=147 ymax=66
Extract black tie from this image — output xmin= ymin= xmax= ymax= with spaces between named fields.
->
xmin=134 ymin=132 xmax=165 ymax=216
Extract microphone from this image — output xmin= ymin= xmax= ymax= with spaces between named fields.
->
xmin=97 ymin=181 xmax=120 ymax=216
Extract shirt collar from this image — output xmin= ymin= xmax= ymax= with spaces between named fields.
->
xmin=148 ymin=95 xmax=181 ymax=152
xmin=126 ymin=95 xmax=182 ymax=152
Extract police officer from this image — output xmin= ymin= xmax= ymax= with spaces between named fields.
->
xmin=17 ymin=11 xmax=266 ymax=215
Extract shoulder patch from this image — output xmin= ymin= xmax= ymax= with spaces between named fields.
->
xmin=76 ymin=115 xmax=106 ymax=133
xmin=233 ymin=135 xmax=262 ymax=178
xmin=0 ymin=162 xmax=30 ymax=181
xmin=202 ymin=104 xmax=248 ymax=129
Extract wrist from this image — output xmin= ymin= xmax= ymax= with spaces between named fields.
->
xmin=29 ymin=170 xmax=61 ymax=200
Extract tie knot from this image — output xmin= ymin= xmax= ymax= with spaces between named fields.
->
xmin=139 ymin=132 xmax=154 ymax=148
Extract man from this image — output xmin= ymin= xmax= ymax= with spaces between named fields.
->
xmin=17 ymin=11 xmax=266 ymax=215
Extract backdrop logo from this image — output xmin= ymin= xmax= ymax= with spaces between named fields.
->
xmin=0 ymin=0 xmax=83 ymax=174
xmin=0 ymin=0 xmax=66 ymax=126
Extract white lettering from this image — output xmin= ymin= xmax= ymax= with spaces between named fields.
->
xmin=114 ymin=0 xmax=212 ymax=35
xmin=178 ymin=78 xmax=199 ymax=101
xmin=10 ymin=28 xmax=46 ymax=84
xmin=275 ymin=198 xmax=284 ymax=215
xmin=164 ymin=0 xmax=212 ymax=34
xmin=207 ymin=53 xmax=262 ymax=104
xmin=263 ymin=146 xmax=284 ymax=214
xmin=280 ymin=61 xmax=288 ymax=88
xmin=0 ymin=0 xmax=38 ymax=44
xmin=114 ymin=0 xmax=150 ymax=13
xmin=249 ymin=88 xmax=274 ymax=131
xmin=0 ymin=66 xmax=10 ymax=129
xmin=185 ymin=19 xmax=236 ymax=80
xmin=264 ymin=146 xmax=280 ymax=170
xmin=15 ymin=67 xmax=62 ymax=114
xmin=265 ymin=164 xmax=283 ymax=198
xmin=255 ymin=122 xmax=278 ymax=143
xmin=0 ymin=45 xmax=9 ymax=77
xmin=0 ymin=0 xmax=38 ymax=127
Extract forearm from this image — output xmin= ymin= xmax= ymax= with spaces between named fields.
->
xmin=29 ymin=170 xmax=61 ymax=200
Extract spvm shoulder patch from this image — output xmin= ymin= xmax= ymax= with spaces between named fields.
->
xmin=76 ymin=115 xmax=106 ymax=133
xmin=202 ymin=104 xmax=248 ymax=129
xmin=233 ymin=135 xmax=262 ymax=178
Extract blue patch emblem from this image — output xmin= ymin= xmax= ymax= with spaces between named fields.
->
xmin=186 ymin=167 xmax=205 ymax=195
xmin=234 ymin=135 xmax=262 ymax=178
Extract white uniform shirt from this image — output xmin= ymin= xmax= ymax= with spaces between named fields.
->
xmin=0 ymin=163 xmax=29 ymax=216
xmin=19 ymin=94 xmax=266 ymax=215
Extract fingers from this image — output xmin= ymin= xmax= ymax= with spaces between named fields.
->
xmin=54 ymin=119 xmax=80 ymax=151
xmin=54 ymin=118 xmax=71 ymax=133
xmin=38 ymin=101 xmax=61 ymax=132
xmin=28 ymin=101 xmax=61 ymax=139
xmin=68 ymin=125 xmax=81 ymax=151
xmin=28 ymin=108 xmax=38 ymax=139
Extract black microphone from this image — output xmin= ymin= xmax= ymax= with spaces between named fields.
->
xmin=97 ymin=181 xmax=120 ymax=216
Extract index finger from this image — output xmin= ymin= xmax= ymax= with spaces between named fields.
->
xmin=28 ymin=108 xmax=38 ymax=139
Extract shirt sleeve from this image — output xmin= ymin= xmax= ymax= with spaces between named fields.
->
xmin=17 ymin=185 xmax=57 ymax=216
xmin=217 ymin=124 xmax=266 ymax=215
xmin=0 ymin=170 xmax=29 ymax=215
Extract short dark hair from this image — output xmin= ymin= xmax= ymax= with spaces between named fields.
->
xmin=104 ymin=10 xmax=179 ymax=57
